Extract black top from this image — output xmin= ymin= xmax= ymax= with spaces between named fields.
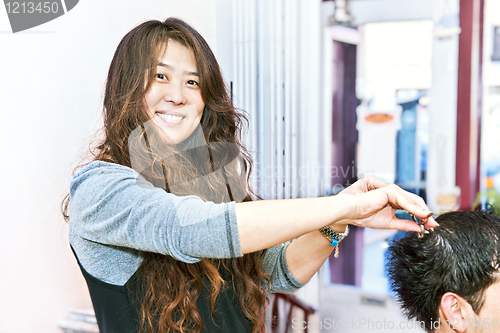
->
xmin=72 ymin=248 xmax=253 ymax=333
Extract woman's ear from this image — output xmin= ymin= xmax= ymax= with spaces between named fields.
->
xmin=439 ymin=292 xmax=475 ymax=332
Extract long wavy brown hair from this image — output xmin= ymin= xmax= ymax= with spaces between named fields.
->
xmin=63 ymin=18 xmax=269 ymax=333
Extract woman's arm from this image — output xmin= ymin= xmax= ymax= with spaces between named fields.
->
xmin=235 ymin=195 xmax=350 ymax=255
xmin=72 ymin=162 xmax=435 ymax=273
xmin=285 ymin=229 xmax=341 ymax=283
xmin=236 ymin=175 xmax=438 ymax=283
xmin=235 ymin=176 xmax=437 ymax=255
xmin=70 ymin=161 xmax=244 ymax=262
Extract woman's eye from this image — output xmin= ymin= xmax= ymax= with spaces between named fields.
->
xmin=187 ymin=80 xmax=199 ymax=86
xmin=156 ymin=74 xmax=167 ymax=80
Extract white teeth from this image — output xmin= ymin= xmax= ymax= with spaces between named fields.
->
xmin=157 ymin=113 xmax=183 ymax=121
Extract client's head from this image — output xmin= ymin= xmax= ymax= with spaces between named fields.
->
xmin=387 ymin=211 xmax=500 ymax=333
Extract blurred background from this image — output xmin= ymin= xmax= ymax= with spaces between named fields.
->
xmin=1 ymin=0 xmax=499 ymax=332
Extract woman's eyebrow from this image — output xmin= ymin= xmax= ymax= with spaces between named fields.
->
xmin=157 ymin=62 xmax=199 ymax=76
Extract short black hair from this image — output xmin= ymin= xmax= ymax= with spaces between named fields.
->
xmin=386 ymin=211 xmax=500 ymax=332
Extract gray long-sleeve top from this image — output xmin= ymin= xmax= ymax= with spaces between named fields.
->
xmin=69 ymin=161 xmax=304 ymax=293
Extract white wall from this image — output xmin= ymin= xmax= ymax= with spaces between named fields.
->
xmin=425 ymin=0 xmax=461 ymax=214
xmin=0 ymin=1 xmax=221 ymax=332
xmin=483 ymin=0 xmax=500 ymax=87
xmin=348 ymin=0 xmax=435 ymax=25
xmin=363 ymin=20 xmax=433 ymax=92
xmin=481 ymin=0 xmax=500 ymax=190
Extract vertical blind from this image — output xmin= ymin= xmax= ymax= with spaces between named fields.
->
xmin=231 ymin=0 xmax=331 ymax=200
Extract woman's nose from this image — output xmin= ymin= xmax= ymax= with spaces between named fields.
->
xmin=163 ymin=82 xmax=185 ymax=105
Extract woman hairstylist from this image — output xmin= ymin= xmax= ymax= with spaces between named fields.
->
xmin=64 ymin=17 xmax=437 ymax=333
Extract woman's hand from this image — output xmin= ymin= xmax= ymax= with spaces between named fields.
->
xmin=338 ymin=175 xmax=438 ymax=232
xmin=285 ymin=175 xmax=435 ymax=284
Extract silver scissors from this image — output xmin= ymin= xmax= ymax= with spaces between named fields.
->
xmin=409 ymin=212 xmax=433 ymax=238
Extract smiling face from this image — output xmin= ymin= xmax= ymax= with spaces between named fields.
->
xmin=145 ymin=40 xmax=205 ymax=144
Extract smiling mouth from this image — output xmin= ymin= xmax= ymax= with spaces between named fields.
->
xmin=156 ymin=112 xmax=186 ymax=125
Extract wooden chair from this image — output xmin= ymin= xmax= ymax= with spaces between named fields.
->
xmin=270 ymin=293 xmax=316 ymax=333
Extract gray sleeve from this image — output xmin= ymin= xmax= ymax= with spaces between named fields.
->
xmin=69 ymin=161 xmax=242 ymax=264
xmin=263 ymin=241 xmax=305 ymax=293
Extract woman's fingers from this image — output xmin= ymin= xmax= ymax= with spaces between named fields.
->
xmin=346 ymin=178 xmax=439 ymax=232
xmin=388 ymin=215 xmax=427 ymax=233
xmin=360 ymin=176 xmax=428 ymax=216
xmin=384 ymin=184 xmax=438 ymax=229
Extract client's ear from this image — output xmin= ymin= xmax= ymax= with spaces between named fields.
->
xmin=439 ymin=292 xmax=475 ymax=332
